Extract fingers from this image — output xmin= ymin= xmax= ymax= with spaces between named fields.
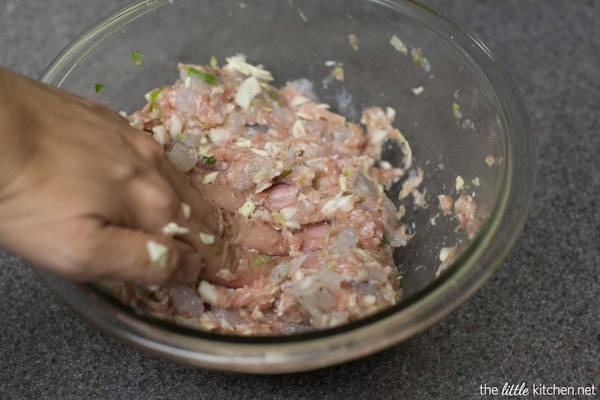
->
xmin=119 ymin=128 xmax=289 ymax=284
xmin=193 ymin=183 xmax=246 ymax=212
xmin=75 ymin=221 xmax=277 ymax=288
xmin=1 ymin=74 xmax=284 ymax=288
xmin=57 ymin=208 xmax=283 ymax=289
xmin=185 ymin=184 xmax=288 ymax=254
xmin=198 ymin=251 xmax=284 ymax=288
xmin=116 ymin=173 xmax=280 ymax=286
xmin=162 ymin=171 xmax=289 ymax=256
xmin=121 ymin=129 xmax=290 ymax=255
xmin=62 ymin=223 xmax=202 ymax=285
xmin=296 ymin=223 xmax=329 ymax=250
xmin=234 ymin=217 xmax=289 ymax=255
xmin=265 ymin=184 xmax=299 ymax=210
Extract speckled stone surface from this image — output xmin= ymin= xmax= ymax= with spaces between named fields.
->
xmin=0 ymin=1 xmax=598 ymax=399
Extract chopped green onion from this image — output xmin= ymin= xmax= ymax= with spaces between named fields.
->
xmin=410 ymin=47 xmax=431 ymax=72
xmin=202 ymin=155 xmax=216 ymax=164
xmin=380 ymin=235 xmax=389 ymax=246
xmin=267 ymin=88 xmax=282 ymax=105
xmin=455 ymin=175 xmax=465 ymax=191
xmin=272 ymin=210 xmax=286 ymax=225
xmin=452 ymin=102 xmax=463 ymax=119
xmin=390 ymin=34 xmax=408 ymax=55
xmin=339 ymin=174 xmax=348 ymax=192
xmin=238 ymin=200 xmax=256 ymax=218
xmin=253 ymin=255 xmax=273 ymax=265
xmin=94 ymin=83 xmax=104 ymax=93
xmin=280 ymin=169 xmax=292 ymax=177
xmin=131 ymin=50 xmax=142 ymax=66
xmin=209 ymin=56 xmax=218 ymax=68
xmin=150 ymin=87 xmax=163 ymax=100
xmin=149 ymin=87 xmax=163 ymax=111
xmin=332 ymin=66 xmax=345 ymax=81
xmin=186 ymin=66 xmax=217 ymax=84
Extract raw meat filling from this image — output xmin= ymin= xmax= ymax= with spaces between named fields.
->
xmin=108 ymin=56 xmax=415 ymax=335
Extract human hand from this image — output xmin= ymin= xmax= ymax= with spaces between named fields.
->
xmin=0 ymin=68 xmax=287 ymax=286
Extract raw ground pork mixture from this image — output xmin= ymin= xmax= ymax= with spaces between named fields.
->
xmin=106 ymin=56 xmax=417 ymax=335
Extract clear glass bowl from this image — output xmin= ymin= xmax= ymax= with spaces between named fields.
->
xmin=37 ymin=0 xmax=536 ymax=373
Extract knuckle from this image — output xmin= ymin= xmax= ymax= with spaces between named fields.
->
xmin=111 ymin=162 xmax=145 ymax=183
xmin=132 ymin=133 xmax=166 ymax=163
xmin=137 ymin=177 xmax=180 ymax=216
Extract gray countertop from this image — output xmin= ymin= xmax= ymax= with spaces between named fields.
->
xmin=1 ymin=1 xmax=598 ymax=399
